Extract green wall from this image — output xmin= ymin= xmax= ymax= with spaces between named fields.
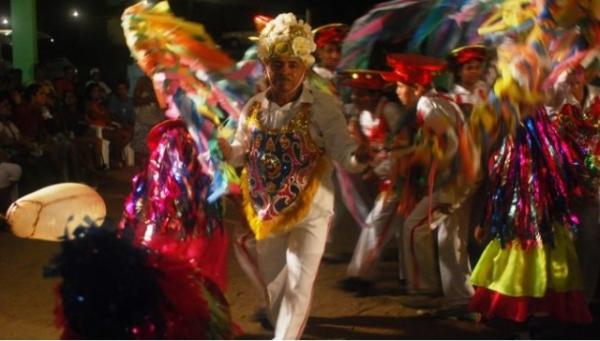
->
xmin=11 ymin=0 xmax=37 ymax=83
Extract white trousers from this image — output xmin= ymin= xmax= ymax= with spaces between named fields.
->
xmin=234 ymin=184 xmax=333 ymax=340
xmin=347 ymin=192 xmax=404 ymax=281
xmin=403 ymin=190 xmax=473 ymax=305
xmin=437 ymin=197 xmax=474 ymax=306
xmin=257 ymin=212 xmax=331 ymax=339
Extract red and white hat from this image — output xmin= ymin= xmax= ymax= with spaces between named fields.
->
xmin=382 ymin=53 xmax=446 ymax=86
xmin=313 ymin=23 xmax=349 ymax=49
xmin=449 ymin=44 xmax=488 ymax=65
xmin=338 ymin=69 xmax=387 ymax=90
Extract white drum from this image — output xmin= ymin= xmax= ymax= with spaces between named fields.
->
xmin=7 ymin=183 xmax=106 ymax=241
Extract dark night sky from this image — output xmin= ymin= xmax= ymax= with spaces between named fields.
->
xmin=0 ymin=0 xmax=376 ymax=34
xmin=0 ymin=0 xmax=377 ymax=81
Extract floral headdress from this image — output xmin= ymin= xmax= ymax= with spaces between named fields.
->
xmin=256 ymin=13 xmax=316 ymax=66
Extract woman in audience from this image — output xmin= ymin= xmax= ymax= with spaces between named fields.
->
xmin=63 ymin=91 xmax=105 ymax=183
xmin=84 ymin=83 xmax=132 ymax=169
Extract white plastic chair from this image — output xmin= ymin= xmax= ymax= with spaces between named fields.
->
xmin=91 ymin=125 xmax=111 ymax=169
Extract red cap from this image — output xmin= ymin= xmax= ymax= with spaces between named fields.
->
xmin=339 ymin=70 xmax=387 ymax=90
xmin=313 ymin=23 xmax=349 ymax=49
xmin=449 ymin=45 xmax=487 ymax=65
xmin=382 ymin=53 xmax=446 ymax=86
xmin=249 ymin=15 xmax=273 ymax=41
xmin=253 ymin=15 xmax=273 ymax=33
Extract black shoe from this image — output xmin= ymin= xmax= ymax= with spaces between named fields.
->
xmin=355 ymin=280 xmax=374 ymax=297
xmin=338 ymin=277 xmax=373 ymax=296
xmin=252 ymin=307 xmax=273 ymax=331
xmin=339 ymin=277 xmax=361 ymax=292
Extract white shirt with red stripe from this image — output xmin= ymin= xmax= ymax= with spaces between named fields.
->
xmin=450 ymin=81 xmax=488 ymax=108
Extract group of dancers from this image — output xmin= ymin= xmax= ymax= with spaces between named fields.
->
xmin=13 ymin=0 xmax=599 ymax=339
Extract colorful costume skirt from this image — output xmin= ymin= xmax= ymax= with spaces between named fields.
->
xmin=469 ymin=226 xmax=591 ymax=323
xmin=469 ymin=108 xmax=593 ymax=323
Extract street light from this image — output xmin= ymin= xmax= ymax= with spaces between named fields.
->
xmin=1 ymin=17 xmax=8 ymax=26
xmin=72 ymin=10 xmax=80 ymax=18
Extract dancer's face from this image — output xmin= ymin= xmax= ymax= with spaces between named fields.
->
xmin=316 ymin=43 xmax=342 ymax=72
xmin=395 ymin=81 xmax=423 ymax=109
xmin=570 ymin=81 xmax=585 ymax=103
xmin=351 ymin=88 xmax=380 ymax=112
xmin=265 ymin=56 xmax=307 ymax=99
xmin=459 ymin=60 xmax=484 ymax=88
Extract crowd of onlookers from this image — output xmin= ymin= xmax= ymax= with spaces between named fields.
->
xmin=0 ymin=61 xmax=165 ymax=213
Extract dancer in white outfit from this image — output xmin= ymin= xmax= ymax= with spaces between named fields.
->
xmin=336 ymin=69 xmax=412 ymax=295
xmin=219 ymin=13 xmax=369 ymax=339
xmin=448 ymin=45 xmax=491 ymax=267
xmin=382 ymin=53 xmax=480 ymax=308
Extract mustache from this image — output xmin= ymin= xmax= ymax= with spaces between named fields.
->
xmin=272 ymin=76 xmax=293 ymax=82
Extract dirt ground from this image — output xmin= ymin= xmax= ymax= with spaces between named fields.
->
xmin=1 ymin=167 xmax=599 ymax=339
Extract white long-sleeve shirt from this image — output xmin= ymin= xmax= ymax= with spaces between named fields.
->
xmin=450 ymin=81 xmax=488 ymax=109
xmin=230 ymin=84 xmax=364 ymax=170
xmin=230 ymin=85 xmax=366 ymax=218
xmin=417 ymin=89 xmax=463 ymax=166
xmin=417 ymin=89 xmax=480 ymax=202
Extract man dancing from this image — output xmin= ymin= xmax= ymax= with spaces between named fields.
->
xmin=219 ymin=13 xmax=369 ymax=339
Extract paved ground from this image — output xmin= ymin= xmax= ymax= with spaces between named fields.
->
xmin=1 ymin=167 xmax=599 ymax=339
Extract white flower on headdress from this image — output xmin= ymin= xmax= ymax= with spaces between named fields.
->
xmin=292 ymin=37 xmax=311 ymax=57
xmin=292 ymin=36 xmax=316 ymax=65
xmin=256 ymin=12 xmax=315 ymax=66
xmin=279 ymin=13 xmax=295 ymax=25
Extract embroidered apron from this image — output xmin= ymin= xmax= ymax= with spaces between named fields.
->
xmin=241 ymin=101 xmax=327 ymax=239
